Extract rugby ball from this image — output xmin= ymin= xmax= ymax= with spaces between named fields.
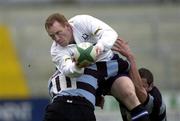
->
xmin=74 ymin=42 xmax=96 ymax=68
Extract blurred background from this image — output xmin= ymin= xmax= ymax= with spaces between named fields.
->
xmin=0 ymin=0 xmax=180 ymax=121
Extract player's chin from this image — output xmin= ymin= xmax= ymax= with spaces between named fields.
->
xmin=59 ymin=41 xmax=68 ymax=47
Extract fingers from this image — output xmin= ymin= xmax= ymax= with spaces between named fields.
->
xmin=95 ymin=46 xmax=102 ymax=57
xmin=112 ymin=39 xmax=124 ymax=51
xmin=112 ymin=44 xmax=121 ymax=51
xmin=117 ymin=38 xmax=128 ymax=45
xmin=115 ymin=38 xmax=123 ymax=45
xmin=115 ymin=38 xmax=129 ymax=49
xmin=112 ymin=45 xmax=121 ymax=52
xmin=112 ymin=37 xmax=130 ymax=55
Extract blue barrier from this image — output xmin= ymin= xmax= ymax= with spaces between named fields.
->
xmin=0 ymin=98 xmax=49 ymax=121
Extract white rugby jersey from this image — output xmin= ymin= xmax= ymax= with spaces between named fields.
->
xmin=50 ymin=15 xmax=118 ymax=77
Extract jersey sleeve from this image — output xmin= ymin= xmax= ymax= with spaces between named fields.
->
xmin=89 ymin=15 xmax=118 ymax=50
xmin=76 ymin=15 xmax=118 ymax=51
xmin=50 ymin=43 xmax=84 ymax=77
xmin=144 ymin=93 xmax=167 ymax=121
xmin=143 ymin=94 xmax=154 ymax=114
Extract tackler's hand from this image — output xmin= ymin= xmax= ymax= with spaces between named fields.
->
xmin=95 ymin=95 xmax=105 ymax=109
xmin=112 ymin=38 xmax=132 ymax=58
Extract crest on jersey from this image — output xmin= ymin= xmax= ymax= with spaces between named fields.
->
xmin=82 ymin=33 xmax=89 ymax=40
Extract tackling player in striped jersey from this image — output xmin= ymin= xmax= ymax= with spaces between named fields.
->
xmin=112 ymin=38 xmax=167 ymax=121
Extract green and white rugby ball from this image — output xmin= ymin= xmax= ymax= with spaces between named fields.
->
xmin=74 ymin=42 xmax=96 ymax=68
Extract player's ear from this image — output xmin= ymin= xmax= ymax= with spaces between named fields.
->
xmin=65 ymin=22 xmax=72 ymax=31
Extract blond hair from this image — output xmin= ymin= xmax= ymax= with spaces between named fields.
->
xmin=45 ymin=13 xmax=68 ymax=30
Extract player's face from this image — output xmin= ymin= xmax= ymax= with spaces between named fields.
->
xmin=142 ymin=78 xmax=152 ymax=92
xmin=47 ymin=21 xmax=73 ymax=47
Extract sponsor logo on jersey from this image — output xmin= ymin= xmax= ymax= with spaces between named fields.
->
xmin=82 ymin=33 xmax=89 ymax=40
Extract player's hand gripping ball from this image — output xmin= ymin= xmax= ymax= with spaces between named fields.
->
xmin=74 ymin=42 xmax=96 ymax=68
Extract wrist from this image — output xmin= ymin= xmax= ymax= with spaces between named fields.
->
xmin=127 ymin=53 xmax=135 ymax=62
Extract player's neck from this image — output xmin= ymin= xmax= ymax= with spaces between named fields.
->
xmin=69 ymin=39 xmax=76 ymax=44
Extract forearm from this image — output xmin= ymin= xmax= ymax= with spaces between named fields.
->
xmin=127 ymin=54 xmax=148 ymax=103
xmin=112 ymin=38 xmax=148 ymax=103
xmin=52 ymin=54 xmax=84 ymax=78
xmin=60 ymin=60 xmax=84 ymax=77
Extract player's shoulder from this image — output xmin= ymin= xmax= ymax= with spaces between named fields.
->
xmin=69 ymin=14 xmax=93 ymax=20
xmin=69 ymin=14 xmax=94 ymax=23
xmin=149 ymin=86 xmax=162 ymax=100
xmin=144 ymin=94 xmax=154 ymax=106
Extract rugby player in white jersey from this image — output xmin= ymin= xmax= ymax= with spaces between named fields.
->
xmin=43 ymin=13 xmax=150 ymax=121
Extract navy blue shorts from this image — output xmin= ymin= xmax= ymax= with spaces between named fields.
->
xmin=43 ymin=96 xmax=95 ymax=121
xmin=84 ymin=54 xmax=130 ymax=95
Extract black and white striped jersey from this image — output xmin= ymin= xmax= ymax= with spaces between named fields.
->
xmin=48 ymin=70 xmax=97 ymax=106
xmin=147 ymin=86 xmax=167 ymax=121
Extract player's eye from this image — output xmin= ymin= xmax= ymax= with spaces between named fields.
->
xmin=49 ymin=34 xmax=56 ymax=40
xmin=56 ymin=31 xmax=63 ymax=36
